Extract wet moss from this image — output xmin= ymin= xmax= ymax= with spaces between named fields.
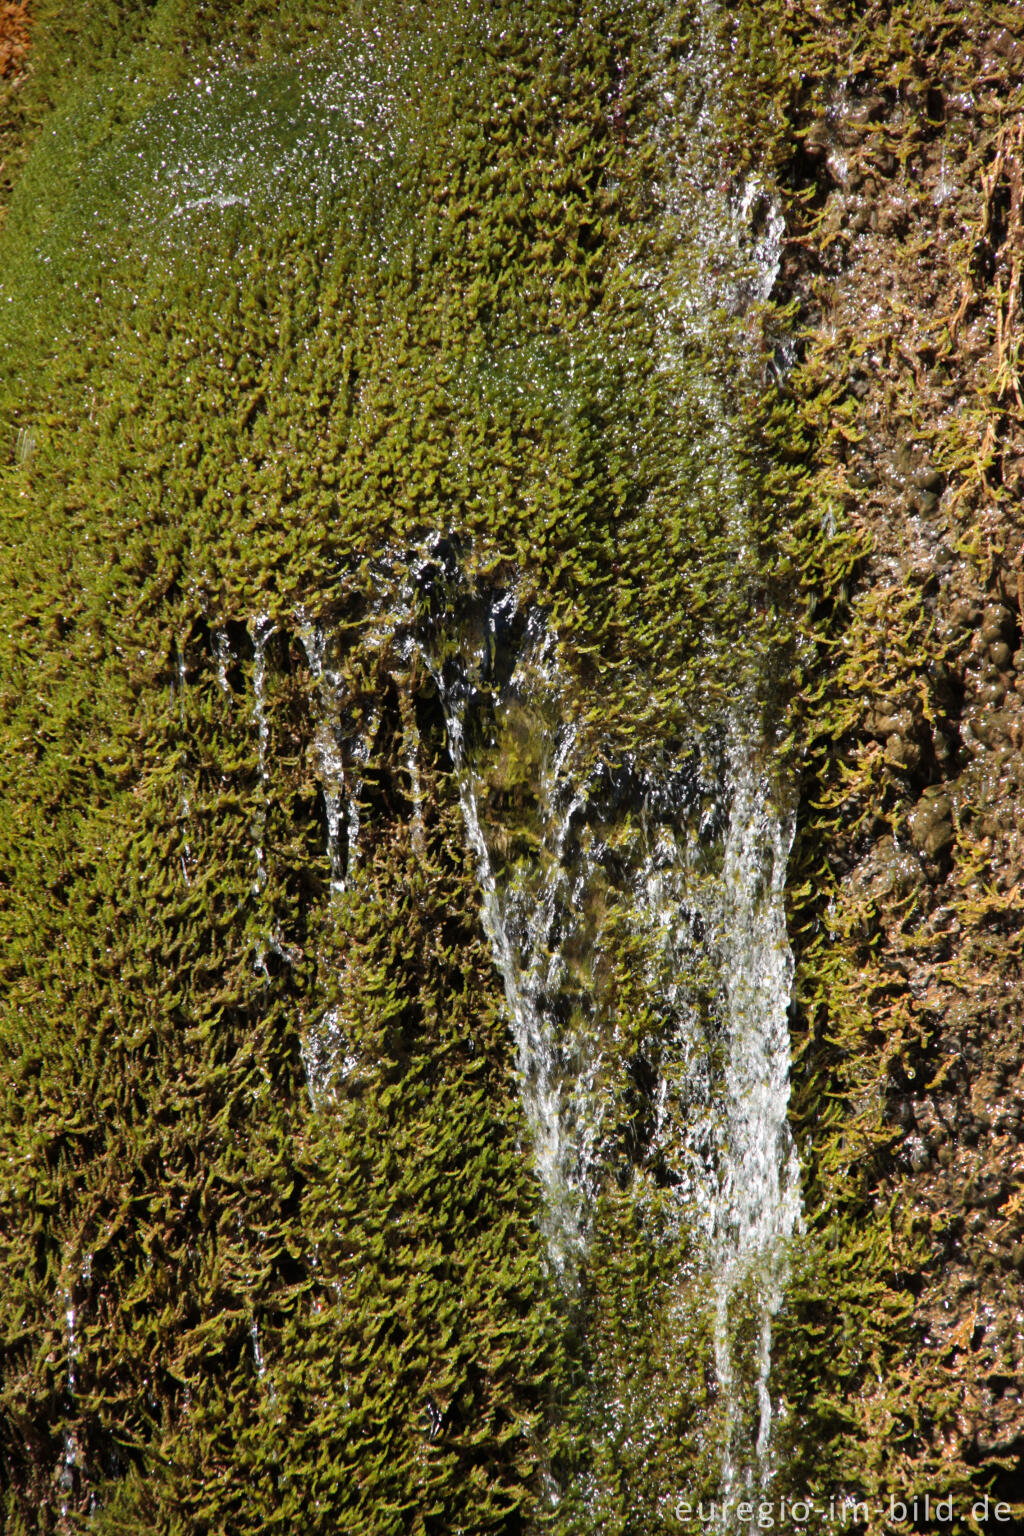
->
xmin=3 ymin=0 xmax=1020 ymax=1529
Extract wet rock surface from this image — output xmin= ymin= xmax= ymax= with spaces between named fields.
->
xmin=773 ymin=0 xmax=1024 ymax=1505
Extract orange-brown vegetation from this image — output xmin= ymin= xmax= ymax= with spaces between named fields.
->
xmin=0 ymin=1 xmax=30 ymax=80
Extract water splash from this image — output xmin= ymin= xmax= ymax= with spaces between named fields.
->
xmin=418 ymin=607 xmax=600 ymax=1272
xmin=302 ymin=1003 xmax=359 ymax=1110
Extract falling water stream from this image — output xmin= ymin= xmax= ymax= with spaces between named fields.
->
xmin=286 ymin=536 xmax=801 ymax=1520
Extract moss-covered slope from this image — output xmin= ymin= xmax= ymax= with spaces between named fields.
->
xmin=2 ymin=0 xmax=1022 ymax=1532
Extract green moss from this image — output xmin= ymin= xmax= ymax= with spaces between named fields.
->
xmin=6 ymin=0 xmax=1015 ymax=1528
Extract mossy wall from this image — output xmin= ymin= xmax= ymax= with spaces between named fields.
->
xmin=1 ymin=0 xmax=1022 ymax=1532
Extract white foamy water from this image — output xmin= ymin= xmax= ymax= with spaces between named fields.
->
xmin=710 ymin=752 xmax=801 ymax=1507
xmin=643 ymin=4 xmax=800 ymax=1511
xmin=423 ymin=615 xmax=603 ymax=1274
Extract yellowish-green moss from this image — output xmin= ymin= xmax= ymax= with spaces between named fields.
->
xmin=6 ymin=0 xmax=1018 ymax=1530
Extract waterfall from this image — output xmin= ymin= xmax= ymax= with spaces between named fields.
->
xmin=285 ymin=532 xmax=801 ymax=1506
xmin=422 ymin=604 xmax=801 ymax=1514
xmin=644 ymin=6 xmax=800 ymax=1512
xmin=422 ymin=613 xmax=604 ymax=1275
xmin=711 ymin=751 xmax=801 ymax=1508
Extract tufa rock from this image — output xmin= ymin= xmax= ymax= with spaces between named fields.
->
xmin=909 ymin=789 xmax=954 ymax=857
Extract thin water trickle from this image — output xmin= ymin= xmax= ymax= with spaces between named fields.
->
xmin=174 ymin=640 xmax=193 ymax=884
xmin=58 ymin=1250 xmax=93 ymax=1514
xmin=250 ymin=1316 xmax=267 ymax=1381
xmin=299 ymin=619 xmax=351 ymax=895
xmin=345 ymin=706 xmax=380 ymax=882
xmin=402 ymin=705 xmax=428 ymax=859
xmin=214 ymin=627 xmax=233 ymax=695
xmin=63 ymin=1288 xmax=78 ymax=1396
xmin=250 ymin=615 xmax=274 ymax=900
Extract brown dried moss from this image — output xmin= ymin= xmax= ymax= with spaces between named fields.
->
xmin=0 ymin=2 xmax=29 ymax=79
